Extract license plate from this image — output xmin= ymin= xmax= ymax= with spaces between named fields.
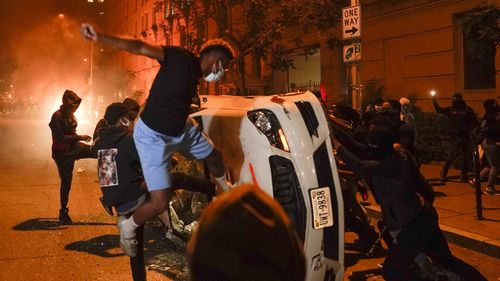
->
xmin=310 ymin=187 xmax=334 ymax=229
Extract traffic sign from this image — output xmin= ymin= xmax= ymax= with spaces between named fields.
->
xmin=342 ymin=5 xmax=361 ymax=39
xmin=343 ymin=43 xmax=361 ymax=62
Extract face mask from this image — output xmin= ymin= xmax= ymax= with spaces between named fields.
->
xmin=204 ymin=60 xmax=224 ymax=82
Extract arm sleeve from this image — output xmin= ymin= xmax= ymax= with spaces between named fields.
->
xmin=433 ymin=101 xmax=449 ymax=116
xmin=467 ymin=107 xmax=479 ymax=129
xmin=49 ymin=114 xmax=80 ymax=143
xmin=336 ymin=146 xmax=383 ymax=177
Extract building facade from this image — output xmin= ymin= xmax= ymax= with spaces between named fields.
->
xmin=100 ymin=0 xmax=499 ymax=113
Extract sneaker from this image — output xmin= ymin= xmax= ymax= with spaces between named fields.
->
xmin=485 ymin=186 xmax=498 ymax=195
xmin=117 ymin=216 xmax=138 ymax=257
xmin=165 ymin=227 xmax=174 ymax=239
xmin=59 ymin=208 xmax=73 ymax=225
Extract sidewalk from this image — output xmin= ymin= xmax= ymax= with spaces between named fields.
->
xmin=363 ymin=164 xmax=500 ymax=259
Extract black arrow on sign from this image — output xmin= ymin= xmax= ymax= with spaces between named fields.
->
xmin=345 ymin=27 xmax=358 ymax=35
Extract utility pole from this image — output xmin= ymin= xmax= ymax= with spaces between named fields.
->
xmin=89 ymin=40 xmax=94 ymax=114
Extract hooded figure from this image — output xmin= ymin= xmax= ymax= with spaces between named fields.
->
xmin=92 ymin=98 xmax=141 ymax=141
xmin=333 ymin=126 xmax=487 ymax=281
xmin=49 ymin=89 xmax=94 ymax=224
xmin=433 ymin=92 xmax=478 ymax=182
xmin=49 ymin=90 xmax=83 ymax=155
xmin=122 ymin=97 xmax=141 ymax=121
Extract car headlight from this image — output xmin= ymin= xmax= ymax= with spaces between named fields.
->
xmin=248 ymin=109 xmax=290 ymax=152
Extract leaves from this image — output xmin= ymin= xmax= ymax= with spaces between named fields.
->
xmin=457 ymin=4 xmax=500 ymax=46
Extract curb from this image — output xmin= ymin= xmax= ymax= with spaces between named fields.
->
xmin=364 ymin=205 xmax=500 ymax=259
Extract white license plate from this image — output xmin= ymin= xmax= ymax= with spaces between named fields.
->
xmin=310 ymin=187 xmax=334 ymax=230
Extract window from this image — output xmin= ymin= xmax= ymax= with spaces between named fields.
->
xmin=463 ymin=32 xmax=496 ymax=90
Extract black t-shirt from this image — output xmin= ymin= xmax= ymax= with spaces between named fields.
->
xmin=140 ymin=46 xmax=202 ymax=136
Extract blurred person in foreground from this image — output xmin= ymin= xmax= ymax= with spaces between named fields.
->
xmin=187 ymin=183 xmax=306 ymax=281
xmin=49 ymin=89 xmax=95 ymax=224
xmin=332 ymin=125 xmax=486 ymax=281
xmin=81 ymin=23 xmax=233 ymax=257
xmin=433 ymin=93 xmax=478 ymax=182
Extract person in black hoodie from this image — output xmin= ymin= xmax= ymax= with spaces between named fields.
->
xmin=49 ymin=89 xmax=94 ymax=224
xmin=95 ymin=103 xmax=216 ymax=279
xmin=433 ymin=93 xmax=478 ymax=182
xmin=92 ymin=98 xmax=142 ymax=216
xmin=332 ymin=125 xmax=486 ymax=281
xmin=94 ymin=103 xmax=148 ymax=281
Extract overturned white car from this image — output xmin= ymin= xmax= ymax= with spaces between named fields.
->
xmin=190 ymin=91 xmax=345 ymax=281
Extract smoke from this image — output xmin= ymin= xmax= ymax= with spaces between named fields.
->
xmin=12 ymin=16 xmax=91 ymax=109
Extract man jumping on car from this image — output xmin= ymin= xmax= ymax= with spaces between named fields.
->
xmin=81 ymin=23 xmax=233 ymax=257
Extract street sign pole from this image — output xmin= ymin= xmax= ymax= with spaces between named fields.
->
xmin=343 ymin=0 xmax=362 ymax=110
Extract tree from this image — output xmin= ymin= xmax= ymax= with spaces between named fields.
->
xmin=202 ymin=0 xmax=343 ymax=94
xmin=458 ymin=3 xmax=500 ymax=49
xmin=153 ymin=0 xmax=206 ymax=51
xmin=152 ymin=0 xmax=343 ymax=94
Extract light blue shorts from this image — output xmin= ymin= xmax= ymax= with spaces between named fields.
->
xmin=133 ymin=117 xmax=214 ymax=191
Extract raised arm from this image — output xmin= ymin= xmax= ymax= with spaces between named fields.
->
xmin=80 ymin=23 xmax=164 ymax=61
xmin=432 ymin=99 xmax=450 ymax=116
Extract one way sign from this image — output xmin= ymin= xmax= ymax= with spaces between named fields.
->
xmin=342 ymin=5 xmax=361 ymax=39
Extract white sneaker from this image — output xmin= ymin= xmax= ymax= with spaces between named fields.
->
xmin=117 ymin=216 xmax=138 ymax=257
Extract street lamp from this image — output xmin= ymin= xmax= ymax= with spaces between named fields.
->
xmin=89 ymin=40 xmax=94 ymax=115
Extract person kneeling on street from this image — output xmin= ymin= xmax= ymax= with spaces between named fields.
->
xmin=94 ymin=103 xmax=149 ymax=281
xmin=332 ymin=125 xmax=486 ymax=281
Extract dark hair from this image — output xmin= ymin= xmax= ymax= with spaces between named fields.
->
xmin=188 ymin=184 xmax=306 ymax=281
xmin=386 ymin=99 xmax=402 ymax=112
xmin=366 ymin=125 xmax=395 ymax=157
xmin=452 ymin=92 xmax=463 ymax=99
xmin=200 ymin=44 xmax=234 ymax=61
xmin=483 ymin=99 xmax=498 ymax=114
xmin=104 ymin=103 xmax=129 ymax=125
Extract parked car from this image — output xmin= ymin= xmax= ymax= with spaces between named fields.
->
xmin=190 ymin=91 xmax=345 ymax=281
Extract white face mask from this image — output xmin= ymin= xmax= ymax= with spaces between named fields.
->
xmin=204 ymin=60 xmax=225 ymax=82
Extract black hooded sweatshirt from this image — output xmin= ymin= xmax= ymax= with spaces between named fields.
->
xmin=92 ymin=98 xmax=140 ymax=141
xmin=94 ymin=125 xmax=146 ymax=208
xmin=433 ymin=99 xmax=478 ymax=136
xmin=49 ymin=90 xmax=82 ymax=156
